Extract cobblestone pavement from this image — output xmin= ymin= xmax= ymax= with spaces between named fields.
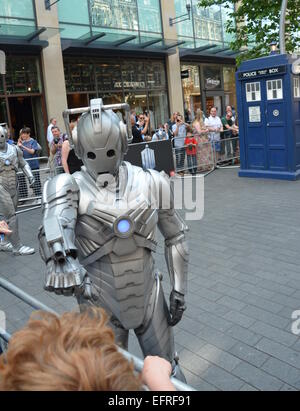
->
xmin=1 ymin=168 xmax=300 ymax=391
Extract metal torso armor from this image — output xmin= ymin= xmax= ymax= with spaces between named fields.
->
xmin=74 ymin=161 xmax=158 ymax=329
xmin=0 ymin=144 xmax=19 ymax=194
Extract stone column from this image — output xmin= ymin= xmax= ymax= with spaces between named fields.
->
xmin=34 ymin=1 xmax=67 ymax=132
xmin=160 ymin=0 xmax=184 ymax=117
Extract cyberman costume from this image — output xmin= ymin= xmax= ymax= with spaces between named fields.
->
xmin=0 ymin=125 xmax=35 ymax=255
xmin=38 ymin=99 xmax=189 ymax=380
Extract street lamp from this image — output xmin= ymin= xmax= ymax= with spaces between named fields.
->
xmin=44 ymin=0 xmax=61 ymax=10
xmin=169 ymin=1 xmax=191 ymax=26
xmin=279 ymin=0 xmax=288 ymax=54
xmin=269 ymin=41 xmax=278 ymax=55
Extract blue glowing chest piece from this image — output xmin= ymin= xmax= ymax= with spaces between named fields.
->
xmin=114 ymin=217 xmax=134 ymax=238
xmin=5 ymin=159 xmax=11 ymax=166
xmin=117 ymin=219 xmax=131 ymax=234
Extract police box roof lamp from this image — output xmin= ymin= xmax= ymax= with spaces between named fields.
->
xmin=62 ymin=99 xmax=133 ymax=148
xmin=44 ymin=0 xmax=61 ymax=10
xmin=169 ymin=1 xmax=191 ymax=26
xmin=270 ymin=41 xmax=278 ymax=55
xmin=0 ymin=50 xmax=6 ymax=75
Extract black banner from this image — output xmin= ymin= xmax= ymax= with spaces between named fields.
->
xmin=238 ymin=65 xmax=286 ymax=80
xmin=125 ymin=140 xmax=175 ymax=175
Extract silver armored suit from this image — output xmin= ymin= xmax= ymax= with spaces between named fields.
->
xmin=0 ymin=126 xmax=35 ymax=255
xmin=39 ymin=99 xmax=189 ymax=379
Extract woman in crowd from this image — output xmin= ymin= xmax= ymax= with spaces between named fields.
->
xmin=61 ymin=120 xmax=83 ymax=175
xmin=192 ymin=109 xmax=211 ymax=172
xmin=0 ymin=307 xmax=176 ymax=391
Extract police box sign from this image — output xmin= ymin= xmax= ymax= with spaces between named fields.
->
xmin=239 ymin=65 xmax=286 ymax=80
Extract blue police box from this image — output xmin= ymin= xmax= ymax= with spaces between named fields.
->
xmin=236 ymin=53 xmax=300 ymax=180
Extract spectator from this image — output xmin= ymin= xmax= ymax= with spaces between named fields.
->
xmin=226 ymin=106 xmax=236 ymax=124
xmin=17 ymin=127 xmax=42 ymax=201
xmin=50 ymin=126 xmax=68 ymax=169
xmin=192 ymin=109 xmax=210 ymax=172
xmin=221 ymin=111 xmax=235 ymax=162
xmin=61 ymin=123 xmax=83 ymax=175
xmin=136 ymin=113 xmax=150 ymax=138
xmin=172 ymin=113 xmax=187 ymax=174
xmin=0 ymin=307 xmax=175 ymax=391
xmin=47 ymin=118 xmax=57 ymax=148
xmin=131 ymin=115 xmax=143 ymax=144
xmin=164 ymin=123 xmax=173 ymax=140
xmin=167 ymin=112 xmax=177 ymax=132
xmin=204 ymin=107 xmax=223 ymax=161
xmin=152 ymin=124 xmax=168 ymax=141
xmin=184 ymin=126 xmax=198 ymax=175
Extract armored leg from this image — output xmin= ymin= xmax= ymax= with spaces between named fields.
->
xmin=135 ymin=277 xmax=186 ymax=383
xmin=0 ymin=186 xmax=21 ymax=250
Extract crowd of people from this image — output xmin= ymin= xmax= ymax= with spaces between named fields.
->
xmin=130 ymin=106 xmax=239 ymax=175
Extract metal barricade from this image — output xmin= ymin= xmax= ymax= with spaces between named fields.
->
xmin=0 ymin=277 xmax=195 ymax=391
xmin=172 ymin=134 xmax=215 ymax=176
xmin=16 ymin=157 xmax=63 ymax=213
xmin=212 ymin=135 xmax=240 ymax=168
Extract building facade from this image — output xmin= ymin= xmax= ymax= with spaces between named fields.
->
xmin=0 ymin=0 xmax=237 ymax=151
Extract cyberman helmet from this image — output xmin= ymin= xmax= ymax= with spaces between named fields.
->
xmin=0 ymin=124 xmax=8 ymax=149
xmin=63 ymin=99 xmax=132 ymax=180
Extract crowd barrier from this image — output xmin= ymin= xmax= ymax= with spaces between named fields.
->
xmin=16 ymin=157 xmax=63 ymax=213
xmin=172 ymin=133 xmax=240 ymax=175
xmin=0 ymin=277 xmax=195 ymax=391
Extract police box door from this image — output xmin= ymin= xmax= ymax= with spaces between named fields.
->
xmin=242 ymin=76 xmax=286 ymax=171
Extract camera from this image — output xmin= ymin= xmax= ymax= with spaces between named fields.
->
xmin=54 ymin=138 xmax=60 ymax=144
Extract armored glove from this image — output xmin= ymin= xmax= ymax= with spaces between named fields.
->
xmin=168 ymin=289 xmax=186 ymax=326
xmin=45 ymin=255 xmax=95 ymax=299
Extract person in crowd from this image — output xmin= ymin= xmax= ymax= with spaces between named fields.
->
xmin=221 ymin=111 xmax=235 ymax=163
xmin=172 ymin=113 xmax=188 ymax=174
xmin=226 ymin=105 xmax=236 ymax=124
xmin=47 ymin=118 xmax=57 ymax=148
xmin=130 ymin=109 xmax=137 ymax=123
xmin=204 ymin=107 xmax=223 ymax=161
xmin=164 ymin=123 xmax=173 ymax=140
xmin=192 ymin=109 xmax=210 ymax=172
xmin=131 ymin=114 xmax=143 ymax=144
xmin=184 ymin=126 xmax=198 ymax=175
xmin=152 ymin=124 xmax=168 ymax=141
xmin=50 ymin=126 xmax=68 ymax=170
xmin=17 ymin=127 xmax=42 ymax=202
xmin=136 ymin=113 xmax=150 ymax=138
xmin=0 ymin=307 xmax=175 ymax=391
xmin=167 ymin=112 xmax=177 ymax=133
xmin=61 ymin=121 xmax=83 ymax=175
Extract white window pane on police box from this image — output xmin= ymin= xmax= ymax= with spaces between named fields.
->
xmin=0 ymin=0 xmax=35 ymax=19
xmin=266 ymin=79 xmax=283 ymax=100
xmin=294 ymin=77 xmax=300 ymax=98
xmin=246 ymin=82 xmax=261 ymax=102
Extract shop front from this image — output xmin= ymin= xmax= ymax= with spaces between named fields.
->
xmin=0 ymin=55 xmax=48 ymax=153
xmin=64 ymin=56 xmax=169 ymax=131
xmin=181 ymin=63 xmax=236 ymax=120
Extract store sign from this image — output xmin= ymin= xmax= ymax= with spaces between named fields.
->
xmin=239 ymin=66 xmax=286 ymax=80
xmin=114 ymin=81 xmax=145 ymax=89
xmin=203 ymin=66 xmax=222 ymax=90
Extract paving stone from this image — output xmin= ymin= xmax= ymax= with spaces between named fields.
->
xmin=222 ymin=310 xmax=256 ymax=328
xmin=226 ymin=324 xmax=263 ymax=346
xmin=231 ymin=362 xmax=284 ymax=391
xmin=228 ymin=341 xmax=269 ymax=368
xmin=201 ymin=365 xmax=245 ymax=391
xmin=216 ymin=296 xmax=247 ymax=311
xmin=261 ymin=357 xmax=300 ymax=389
xmin=255 ymin=338 xmax=300 ymax=369
xmin=249 ymin=321 xmax=298 ymax=348
xmin=197 ymin=343 xmax=241 ymax=372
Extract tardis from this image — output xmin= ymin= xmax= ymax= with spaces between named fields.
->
xmin=236 ymin=53 xmax=300 ymax=180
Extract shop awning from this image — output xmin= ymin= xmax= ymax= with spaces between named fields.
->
xmin=61 ymin=31 xmax=184 ymax=55
xmin=0 ymin=23 xmax=61 ymax=49
xmin=179 ymin=40 xmax=239 ymax=61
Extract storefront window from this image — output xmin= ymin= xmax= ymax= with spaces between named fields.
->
xmin=148 ymin=91 xmax=169 ymax=129
xmin=181 ymin=64 xmax=201 ymax=121
xmin=0 ymin=98 xmax=8 ymax=124
xmin=223 ymin=66 xmax=237 ymax=111
xmin=203 ymin=65 xmax=222 ymax=90
xmin=146 ymin=61 xmax=166 ymax=89
xmin=64 ymin=62 xmax=95 ymax=93
xmin=95 ymin=62 xmax=122 ymax=91
xmin=5 ymin=56 xmax=42 ymax=95
xmin=122 ymin=61 xmax=146 ymax=90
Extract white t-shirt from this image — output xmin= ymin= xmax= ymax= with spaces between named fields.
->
xmin=204 ymin=116 xmax=222 ymax=142
xmin=47 ymin=123 xmax=54 ymax=145
xmin=172 ymin=123 xmax=186 ymax=148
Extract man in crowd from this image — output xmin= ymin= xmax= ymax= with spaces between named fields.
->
xmin=50 ymin=126 xmax=68 ymax=170
xmin=136 ymin=113 xmax=150 ymax=139
xmin=131 ymin=114 xmax=143 ymax=144
xmin=152 ymin=124 xmax=168 ymax=141
xmin=172 ymin=113 xmax=187 ymax=174
xmin=205 ymin=107 xmax=223 ymax=161
xmin=47 ymin=118 xmax=57 ymax=148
